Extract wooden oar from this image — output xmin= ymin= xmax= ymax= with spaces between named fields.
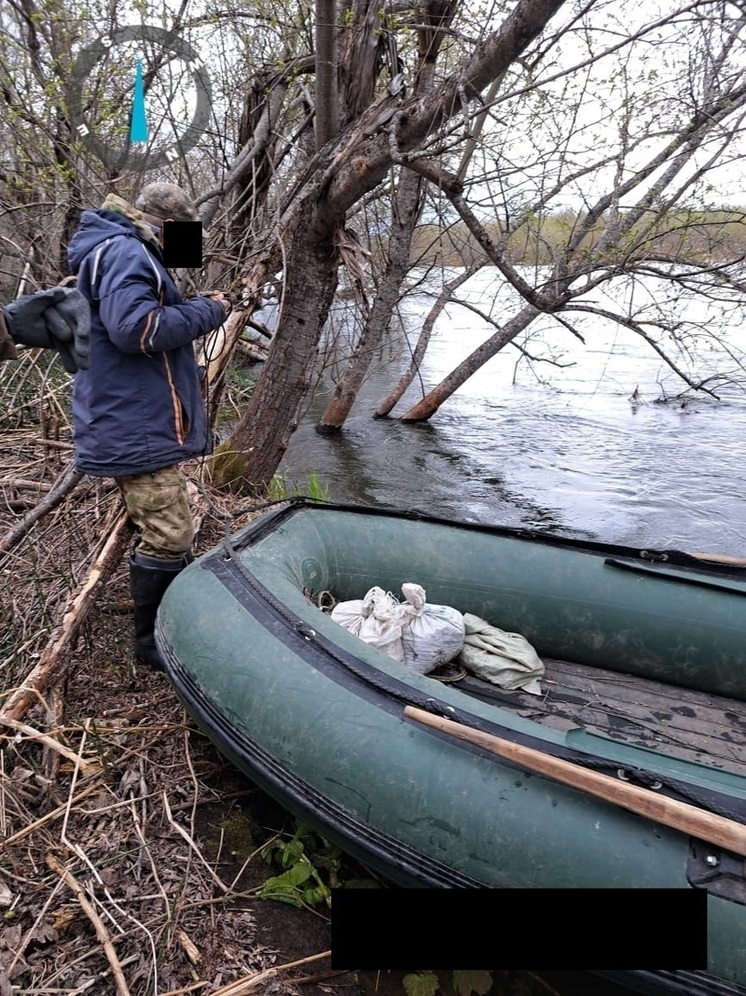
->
xmin=404 ymin=705 xmax=746 ymax=857
xmin=689 ymin=552 xmax=746 ymax=567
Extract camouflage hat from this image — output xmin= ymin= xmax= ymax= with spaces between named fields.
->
xmin=135 ymin=182 xmax=197 ymax=222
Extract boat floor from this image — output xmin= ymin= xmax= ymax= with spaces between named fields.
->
xmin=436 ymin=658 xmax=746 ymax=777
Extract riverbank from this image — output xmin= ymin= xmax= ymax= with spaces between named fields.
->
xmin=0 ymin=361 xmax=669 ymax=996
xmin=0 ymin=443 xmax=356 ymax=993
xmin=1 ymin=437 xmax=637 ymax=996
xmin=412 ymin=208 xmax=746 ymax=267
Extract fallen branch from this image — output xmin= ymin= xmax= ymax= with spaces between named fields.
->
xmin=0 ymin=780 xmax=103 ymax=851
xmin=208 ymin=950 xmax=332 ymax=995
xmin=45 ymin=853 xmax=132 ymax=996
xmin=0 ymin=509 xmax=133 ymax=723
xmin=0 ymin=478 xmax=53 ymax=489
xmin=176 ymin=928 xmax=202 ymax=965
xmin=162 ymin=790 xmax=233 ymax=894
xmin=0 ymin=716 xmax=100 ymax=778
xmin=235 ymin=338 xmax=269 ymax=363
xmin=0 ymin=460 xmax=83 ymax=557
xmin=159 ymin=982 xmax=209 ymax=995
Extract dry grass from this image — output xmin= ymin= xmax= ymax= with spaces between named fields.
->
xmin=0 ymin=678 xmax=347 ymax=993
xmin=0 ymin=355 xmax=358 ymax=996
xmin=1 ymin=704 xmax=278 ymax=994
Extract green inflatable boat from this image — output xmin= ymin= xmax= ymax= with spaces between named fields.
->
xmin=156 ymin=500 xmax=746 ymax=994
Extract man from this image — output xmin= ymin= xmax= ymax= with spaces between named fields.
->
xmin=68 ymin=182 xmax=230 ymax=671
xmin=0 ymin=286 xmax=90 ymax=370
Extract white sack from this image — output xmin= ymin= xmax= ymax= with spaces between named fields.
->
xmin=331 ymin=586 xmax=406 ymax=663
xmin=458 ymin=612 xmax=544 ymax=694
xmin=399 ymin=583 xmax=465 ymax=675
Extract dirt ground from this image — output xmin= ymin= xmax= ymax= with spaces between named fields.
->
xmin=0 ymin=400 xmax=360 ymax=995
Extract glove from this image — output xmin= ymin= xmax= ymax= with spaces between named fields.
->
xmin=3 ymin=287 xmax=91 ymax=372
xmin=44 ymin=288 xmax=91 ymax=372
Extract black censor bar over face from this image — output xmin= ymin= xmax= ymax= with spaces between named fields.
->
xmin=162 ymin=221 xmax=203 ymax=269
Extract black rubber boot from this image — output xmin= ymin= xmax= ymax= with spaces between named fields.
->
xmin=129 ymin=550 xmax=193 ymax=671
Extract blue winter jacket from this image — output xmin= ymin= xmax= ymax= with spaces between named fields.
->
xmin=68 ymin=210 xmax=225 ymax=477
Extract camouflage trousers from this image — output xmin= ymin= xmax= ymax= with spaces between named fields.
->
xmin=115 ymin=466 xmax=194 ymax=558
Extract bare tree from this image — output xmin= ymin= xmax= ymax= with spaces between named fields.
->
xmin=220 ymin=0 xmax=570 ymax=490
xmin=392 ymin=4 xmax=746 ymax=420
xmin=4 ymin=0 xmax=745 ymax=499
xmin=218 ymin=0 xmax=746 ymax=486
xmin=0 ymin=0 xmax=86 ymax=286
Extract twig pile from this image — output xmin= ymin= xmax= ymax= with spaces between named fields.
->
xmin=0 ymin=362 xmax=337 ymax=995
xmin=0 ymin=694 xmax=322 ymax=994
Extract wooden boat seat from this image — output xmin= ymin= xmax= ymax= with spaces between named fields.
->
xmin=440 ymin=657 xmax=746 ymax=777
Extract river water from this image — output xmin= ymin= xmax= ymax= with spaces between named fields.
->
xmin=280 ymin=268 xmax=746 ymax=556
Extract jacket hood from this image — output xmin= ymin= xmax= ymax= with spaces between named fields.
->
xmin=68 ymin=196 xmax=161 ymax=273
xmin=67 ymin=210 xmax=141 ymax=273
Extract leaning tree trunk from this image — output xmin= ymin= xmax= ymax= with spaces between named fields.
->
xmin=399 ymin=302 xmax=540 ymax=422
xmin=375 ymin=266 xmax=480 ymax=417
xmin=217 ymin=0 xmax=569 ymax=488
xmin=315 ymin=168 xmax=425 ymax=432
xmin=217 ymin=215 xmax=340 ymax=491
xmin=314 ymin=0 xmax=459 ymax=434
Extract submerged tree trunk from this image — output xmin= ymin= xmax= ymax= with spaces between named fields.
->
xmin=316 ymin=168 xmax=425 ymax=432
xmin=375 ymin=266 xmax=479 ymax=417
xmin=399 ymin=303 xmax=540 ymax=422
xmin=218 ymin=0 xmax=571 ymax=490
xmin=315 ymin=0 xmax=458 ymax=434
xmin=396 ymin=56 xmax=746 ymax=423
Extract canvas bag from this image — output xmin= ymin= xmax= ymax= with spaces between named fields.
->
xmin=398 ymin=583 xmax=465 ymax=674
xmin=330 ymin=583 xmax=465 ymax=673
xmin=458 ymin=612 xmax=544 ymax=694
xmin=330 ymin=586 xmax=407 ymax=663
